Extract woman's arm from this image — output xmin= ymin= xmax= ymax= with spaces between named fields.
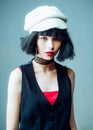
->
xmin=6 ymin=68 xmax=22 ymax=130
xmin=67 ymin=68 xmax=77 ymax=130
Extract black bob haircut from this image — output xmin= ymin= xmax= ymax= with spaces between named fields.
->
xmin=21 ymin=28 xmax=75 ymax=61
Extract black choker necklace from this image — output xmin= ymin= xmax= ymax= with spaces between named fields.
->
xmin=34 ymin=56 xmax=54 ymax=65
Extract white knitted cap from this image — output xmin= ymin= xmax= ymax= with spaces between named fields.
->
xmin=24 ymin=5 xmax=68 ymax=34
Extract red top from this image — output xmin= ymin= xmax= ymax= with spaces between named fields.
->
xmin=43 ymin=91 xmax=58 ymax=105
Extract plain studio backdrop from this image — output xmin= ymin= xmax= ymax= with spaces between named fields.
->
xmin=0 ymin=0 xmax=93 ymax=130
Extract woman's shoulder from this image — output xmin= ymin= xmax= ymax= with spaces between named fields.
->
xmin=9 ymin=67 xmax=22 ymax=82
xmin=8 ymin=67 xmax=22 ymax=94
xmin=56 ymin=62 xmax=75 ymax=83
xmin=56 ymin=62 xmax=75 ymax=77
xmin=66 ymin=67 xmax=75 ymax=81
xmin=66 ymin=67 xmax=75 ymax=91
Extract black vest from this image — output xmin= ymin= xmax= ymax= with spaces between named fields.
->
xmin=19 ymin=61 xmax=71 ymax=130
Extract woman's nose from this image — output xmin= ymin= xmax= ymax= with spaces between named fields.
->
xmin=47 ymin=39 xmax=54 ymax=50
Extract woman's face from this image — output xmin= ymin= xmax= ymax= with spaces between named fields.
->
xmin=36 ymin=35 xmax=62 ymax=60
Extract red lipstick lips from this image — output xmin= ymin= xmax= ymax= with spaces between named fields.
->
xmin=45 ymin=52 xmax=54 ymax=57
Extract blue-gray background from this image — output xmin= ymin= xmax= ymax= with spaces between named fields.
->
xmin=0 ymin=0 xmax=93 ymax=130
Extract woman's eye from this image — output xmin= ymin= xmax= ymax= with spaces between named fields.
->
xmin=43 ymin=36 xmax=47 ymax=40
xmin=39 ymin=36 xmax=47 ymax=40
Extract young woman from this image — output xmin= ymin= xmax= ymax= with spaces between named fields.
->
xmin=6 ymin=5 xmax=77 ymax=130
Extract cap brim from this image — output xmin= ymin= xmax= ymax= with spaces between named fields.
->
xmin=27 ymin=18 xmax=67 ymax=34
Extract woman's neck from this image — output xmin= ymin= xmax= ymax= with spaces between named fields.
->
xmin=32 ymin=58 xmax=55 ymax=73
xmin=34 ymin=56 xmax=54 ymax=65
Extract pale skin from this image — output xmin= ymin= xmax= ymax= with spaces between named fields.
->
xmin=6 ymin=35 xmax=77 ymax=130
